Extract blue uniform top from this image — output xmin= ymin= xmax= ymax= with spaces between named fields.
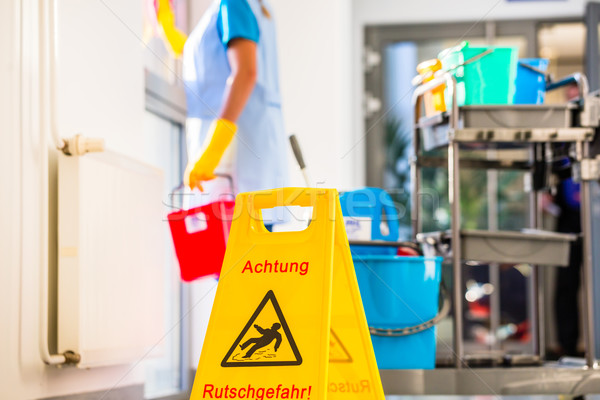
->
xmin=216 ymin=0 xmax=259 ymax=46
xmin=183 ymin=0 xmax=288 ymax=204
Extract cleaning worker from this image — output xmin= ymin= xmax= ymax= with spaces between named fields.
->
xmin=182 ymin=0 xmax=288 ymax=221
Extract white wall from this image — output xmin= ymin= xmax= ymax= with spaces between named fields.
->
xmin=189 ymin=0 xmax=213 ymax=30
xmin=354 ymin=0 xmax=587 ymax=25
xmin=271 ymin=0 xmax=357 ymax=190
xmin=0 ymin=0 xmax=24 ymax=394
xmin=0 ymin=0 xmax=157 ymax=398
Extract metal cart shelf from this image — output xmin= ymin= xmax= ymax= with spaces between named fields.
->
xmin=396 ymin=71 xmax=600 ymax=394
xmin=418 ymin=229 xmax=577 ymax=267
xmin=418 ymin=104 xmax=595 ymax=151
xmin=380 ymin=365 xmax=600 ymax=396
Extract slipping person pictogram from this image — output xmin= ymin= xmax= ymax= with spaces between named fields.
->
xmin=240 ymin=323 xmax=282 ymax=358
xmin=222 ymin=290 xmax=302 ymax=367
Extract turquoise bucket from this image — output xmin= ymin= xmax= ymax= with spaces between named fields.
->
xmin=353 ymin=255 xmax=443 ymax=369
xmin=439 ymin=42 xmax=518 ymax=106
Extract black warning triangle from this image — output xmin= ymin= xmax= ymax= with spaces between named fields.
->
xmin=221 ymin=290 xmax=302 ymax=367
xmin=329 ymin=329 xmax=353 ymax=363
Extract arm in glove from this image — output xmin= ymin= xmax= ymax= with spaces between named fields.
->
xmin=184 ymin=119 xmax=237 ymax=191
xmin=155 ymin=0 xmax=187 ymax=56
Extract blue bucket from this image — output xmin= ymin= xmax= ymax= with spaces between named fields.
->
xmin=514 ymin=58 xmax=549 ymax=104
xmin=353 ymin=255 xmax=443 ymax=369
xmin=340 ymin=188 xmax=400 ymax=255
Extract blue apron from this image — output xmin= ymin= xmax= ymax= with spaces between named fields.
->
xmin=182 ymin=0 xmax=288 ymax=197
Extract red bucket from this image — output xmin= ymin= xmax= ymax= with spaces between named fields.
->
xmin=168 ymin=200 xmax=235 ymax=282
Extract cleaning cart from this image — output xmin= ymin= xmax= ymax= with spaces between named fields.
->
xmin=377 ymin=69 xmax=600 ymax=395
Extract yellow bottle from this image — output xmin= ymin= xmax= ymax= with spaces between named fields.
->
xmin=416 ymin=59 xmax=447 ymax=116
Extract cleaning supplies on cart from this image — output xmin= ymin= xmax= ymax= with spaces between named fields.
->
xmin=416 ymin=59 xmax=447 ymax=117
xmin=439 ymin=41 xmax=518 ymax=106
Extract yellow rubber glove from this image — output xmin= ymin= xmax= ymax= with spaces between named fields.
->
xmin=185 ymin=119 xmax=237 ymax=191
xmin=156 ymin=0 xmax=188 ymax=57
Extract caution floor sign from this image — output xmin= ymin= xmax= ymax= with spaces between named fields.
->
xmin=190 ymin=188 xmax=384 ymax=400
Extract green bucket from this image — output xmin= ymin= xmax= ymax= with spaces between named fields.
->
xmin=439 ymin=42 xmax=518 ymax=106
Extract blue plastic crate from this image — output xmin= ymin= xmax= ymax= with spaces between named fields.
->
xmin=340 ymin=188 xmax=400 ymax=255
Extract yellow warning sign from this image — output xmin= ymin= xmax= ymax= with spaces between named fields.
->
xmin=222 ymin=290 xmax=302 ymax=367
xmin=190 ymin=188 xmax=384 ymax=400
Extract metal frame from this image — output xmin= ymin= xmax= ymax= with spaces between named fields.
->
xmin=411 ymin=73 xmax=465 ymax=367
xmin=585 ymin=1 xmax=600 ymax=363
xmin=145 ymin=70 xmax=188 ymax=126
xmin=585 ymin=2 xmax=600 ymax=92
xmin=580 ymin=141 xmax=598 ymax=368
xmin=380 ymin=367 xmax=600 ymax=395
xmin=529 ymin=143 xmax=543 ymax=361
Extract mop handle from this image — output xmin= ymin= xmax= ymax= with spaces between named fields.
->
xmin=289 ymin=134 xmax=311 ymax=187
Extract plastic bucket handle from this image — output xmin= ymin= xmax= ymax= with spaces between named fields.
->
xmin=519 ymin=62 xmax=550 ymax=80
xmin=414 ymin=49 xmax=494 ymax=87
xmin=445 ymin=48 xmax=494 ymax=73
xmin=368 ymin=284 xmax=450 ymax=337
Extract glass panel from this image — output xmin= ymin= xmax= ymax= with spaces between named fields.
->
xmin=142 ymin=111 xmax=185 ymax=398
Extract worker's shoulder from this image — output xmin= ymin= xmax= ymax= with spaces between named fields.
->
xmin=216 ymin=0 xmax=260 ymax=45
xmin=218 ymin=0 xmax=254 ymax=12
